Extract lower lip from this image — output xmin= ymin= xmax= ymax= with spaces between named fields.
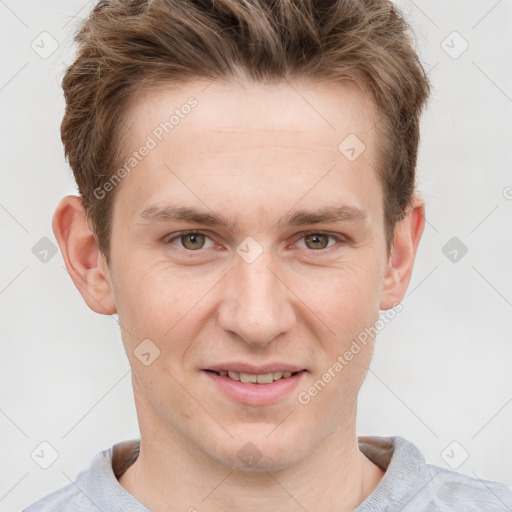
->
xmin=203 ymin=370 xmax=307 ymax=406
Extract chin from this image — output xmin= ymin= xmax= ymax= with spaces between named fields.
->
xmin=205 ymin=428 xmax=307 ymax=473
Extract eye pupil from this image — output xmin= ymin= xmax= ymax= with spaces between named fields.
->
xmin=305 ymin=233 xmax=329 ymax=250
xmin=182 ymin=233 xmax=205 ymax=250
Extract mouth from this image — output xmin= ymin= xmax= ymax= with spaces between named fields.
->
xmin=202 ymin=368 xmax=307 ymax=405
xmin=204 ymin=369 xmax=301 ymax=384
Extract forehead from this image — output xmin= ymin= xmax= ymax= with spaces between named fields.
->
xmin=123 ymin=77 xmax=378 ymax=155
xmin=116 ymin=78 xmax=382 ymax=224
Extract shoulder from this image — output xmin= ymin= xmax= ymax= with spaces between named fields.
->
xmin=358 ymin=435 xmax=512 ymax=512
xmin=22 ymin=441 xmax=145 ymax=512
xmin=22 ymin=481 xmax=93 ymax=512
xmin=22 ymin=448 xmax=111 ymax=511
xmin=420 ymin=462 xmax=512 ymax=511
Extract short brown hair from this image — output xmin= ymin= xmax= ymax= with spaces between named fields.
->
xmin=61 ymin=0 xmax=431 ymax=265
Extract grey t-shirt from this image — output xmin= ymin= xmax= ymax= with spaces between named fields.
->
xmin=23 ymin=436 xmax=512 ymax=511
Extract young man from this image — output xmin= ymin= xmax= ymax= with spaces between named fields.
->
xmin=25 ymin=0 xmax=512 ymax=510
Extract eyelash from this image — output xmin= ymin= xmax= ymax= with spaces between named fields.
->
xmin=163 ymin=230 xmax=348 ymax=253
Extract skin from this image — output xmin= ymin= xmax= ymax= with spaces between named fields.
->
xmin=53 ymin=77 xmax=425 ymax=511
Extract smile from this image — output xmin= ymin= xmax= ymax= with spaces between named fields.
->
xmin=203 ymin=369 xmax=307 ymax=406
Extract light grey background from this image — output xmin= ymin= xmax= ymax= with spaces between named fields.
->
xmin=1 ymin=1 xmax=511 ymax=510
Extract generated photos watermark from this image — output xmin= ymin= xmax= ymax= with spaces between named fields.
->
xmin=93 ymin=96 xmax=198 ymax=200
xmin=297 ymin=302 xmax=403 ymax=405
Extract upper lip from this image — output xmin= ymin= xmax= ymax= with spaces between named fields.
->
xmin=205 ymin=363 xmax=306 ymax=374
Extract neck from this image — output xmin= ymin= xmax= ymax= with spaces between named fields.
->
xmin=119 ymin=412 xmax=384 ymax=512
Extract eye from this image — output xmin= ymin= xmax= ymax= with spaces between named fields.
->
xmin=163 ymin=230 xmax=347 ymax=253
xmin=164 ymin=231 xmax=215 ymax=251
xmin=295 ymin=231 xmax=345 ymax=251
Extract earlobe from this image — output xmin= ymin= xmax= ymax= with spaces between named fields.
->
xmin=379 ymin=194 xmax=425 ymax=310
xmin=52 ymin=195 xmax=117 ymax=315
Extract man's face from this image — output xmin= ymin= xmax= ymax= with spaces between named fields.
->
xmin=107 ymin=78 xmax=393 ymax=471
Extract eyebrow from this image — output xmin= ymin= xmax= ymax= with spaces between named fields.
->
xmin=136 ymin=204 xmax=368 ymax=230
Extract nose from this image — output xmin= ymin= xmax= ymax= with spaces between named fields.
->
xmin=217 ymin=247 xmax=296 ymax=347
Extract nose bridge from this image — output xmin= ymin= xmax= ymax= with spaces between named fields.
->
xmin=218 ymin=244 xmax=295 ymax=345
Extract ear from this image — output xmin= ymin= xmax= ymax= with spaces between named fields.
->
xmin=380 ymin=194 xmax=425 ymax=310
xmin=52 ymin=195 xmax=117 ymax=315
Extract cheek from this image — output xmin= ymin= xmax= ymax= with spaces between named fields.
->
xmin=296 ymin=257 xmax=381 ymax=401
xmin=113 ymin=263 xmax=216 ymax=364
xmin=115 ymin=263 xmax=187 ymax=323
xmin=299 ymin=257 xmax=382 ymax=339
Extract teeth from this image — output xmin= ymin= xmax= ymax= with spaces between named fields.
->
xmin=256 ymin=373 xmax=273 ymax=384
xmin=216 ymin=370 xmax=298 ymax=383
xmin=240 ymin=373 xmax=257 ymax=383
